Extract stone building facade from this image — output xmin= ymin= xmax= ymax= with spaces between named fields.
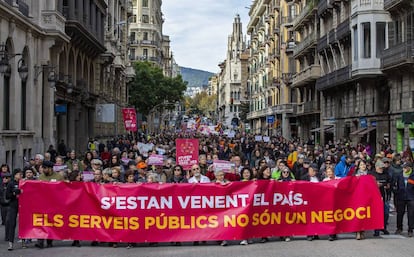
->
xmin=0 ymin=0 xmax=131 ymax=168
xmin=217 ymin=14 xmax=247 ymax=129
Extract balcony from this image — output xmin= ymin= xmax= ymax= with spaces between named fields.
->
xmin=18 ymin=0 xmax=29 ymax=17
xmin=281 ymin=16 xmax=295 ymax=27
xmin=62 ymin=4 xmax=106 ymax=56
xmin=247 ymin=107 xmax=273 ymax=120
xmin=328 ymin=28 xmax=336 ymax=44
xmin=384 ymin=0 xmax=410 ymax=11
xmin=381 ymin=41 xmax=414 ymax=70
xmin=296 ymin=101 xmax=319 ymax=115
xmin=4 ymin=0 xmax=30 ymax=17
xmin=317 ymin=34 xmax=328 ymax=52
xmin=329 ymin=0 xmax=341 ymax=5
xmin=293 ymin=31 xmax=317 ymax=57
xmin=273 ymin=0 xmax=281 ymax=9
xmin=336 ymin=18 xmax=350 ymax=41
xmin=317 ymin=0 xmax=332 ymax=16
xmin=140 ymin=40 xmax=159 ymax=47
xmin=351 ymin=0 xmax=385 ymax=16
xmin=316 ymin=65 xmax=351 ymax=91
xmin=272 ymin=103 xmax=295 ymax=114
xmin=267 ymin=77 xmax=281 ymax=88
xmin=285 ymin=40 xmax=297 ymax=53
xmin=292 ymin=64 xmax=321 ymax=87
xmin=292 ymin=0 xmax=317 ymax=30
xmin=282 ymin=73 xmax=294 ymax=84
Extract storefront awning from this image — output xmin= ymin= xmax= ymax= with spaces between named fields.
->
xmin=350 ymin=127 xmax=367 ymax=135
xmin=358 ymin=127 xmax=376 ymax=135
xmin=310 ymin=126 xmax=333 ymax=133
xmin=310 ymin=127 xmax=321 ymax=132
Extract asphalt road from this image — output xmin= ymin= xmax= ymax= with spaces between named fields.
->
xmin=0 ymin=211 xmax=413 ymax=257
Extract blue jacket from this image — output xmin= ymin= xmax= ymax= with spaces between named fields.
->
xmin=334 ymin=156 xmax=353 ymax=177
xmin=394 ymin=171 xmax=414 ymax=201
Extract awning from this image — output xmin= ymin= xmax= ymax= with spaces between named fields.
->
xmin=325 ymin=126 xmax=335 ymax=133
xmin=350 ymin=127 xmax=367 ymax=135
xmin=310 ymin=126 xmax=333 ymax=133
xmin=359 ymin=127 xmax=376 ymax=135
xmin=310 ymin=127 xmax=322 ymax=132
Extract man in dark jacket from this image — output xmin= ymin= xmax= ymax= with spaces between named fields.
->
xmin=5 ymin=169 xmax=22 ymax=251
xmin=0 ymin=172 xmax=11 ymax=227
xmin=394 ymin=162 xmax=414 ymax=237
xmin=370 ymin=160 xmax=392 ymax=236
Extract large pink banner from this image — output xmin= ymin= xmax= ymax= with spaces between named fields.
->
xmin=175 ymin=138 xmax=199 ymax=170
xmin=122 ymin=108 xmax=137 ymax=132
xmin=19 ymin=176 xmax=383 ymax=243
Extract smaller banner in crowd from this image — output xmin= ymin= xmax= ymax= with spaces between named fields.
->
xmin=175 ymin=138 xmax=199 ymax=170
xmin=147 ymin=154 xmax=164 ymax=166
xmin=213 ymin=160 xmax=235 ymax=173
xmin=121 ymin=108 xmax=137 ymax=132
xmin=19 ymin=176 xmax=383 ymax=243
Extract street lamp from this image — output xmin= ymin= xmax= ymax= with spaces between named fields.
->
xmin=0 ymin=42 xmax=28 ymax=80
xmin=17 ymin=58 xmax=28 ymax=81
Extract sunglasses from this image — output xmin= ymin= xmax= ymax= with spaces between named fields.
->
xmin=192 ymin=167 xmax=200 ymax=171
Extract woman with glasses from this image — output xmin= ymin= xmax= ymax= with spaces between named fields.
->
xmin=278 ymin=166 xmax=295 ymax=242
xmin=353 ymin=159 xmax=369 ymax=240
xmin=168 ymin=165 xmax=187 ymax=183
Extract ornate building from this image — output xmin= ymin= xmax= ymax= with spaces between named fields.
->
xmin=0 ymin=0 xmax=131 ymax=168
xmin=217 ymin=14 xmax=247 ymax=129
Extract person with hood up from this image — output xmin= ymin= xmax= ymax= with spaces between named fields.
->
xmin=334 ymin=155 xmax=354 ymax=178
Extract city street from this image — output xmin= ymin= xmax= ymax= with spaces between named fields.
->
xmin=0 ymin=213 xmax=413 ymax=257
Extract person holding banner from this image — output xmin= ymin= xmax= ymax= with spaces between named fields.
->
xmin=35 ymin=161 xmax=64 ymax=249
xmin=370 ymin=160 xmax=391 ymax=237
xmin=168 ymin=165 xmax=187 ymax=183
xmin=5 ymin=169 xmax=22 ymax=251
xmin=188 ymin=165 xmax=210 ymax=183
xmin=354 ymin=159 xmax=370 ymax=240
xmin=257 ymin=165 xmax=272 ymax=243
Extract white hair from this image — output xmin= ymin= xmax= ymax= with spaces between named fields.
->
xmin=35 ymin=154 xmax=44 ymax=161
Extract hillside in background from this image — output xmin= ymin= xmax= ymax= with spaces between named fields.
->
xmin=180 ymin=67 xmax=214 ymax=88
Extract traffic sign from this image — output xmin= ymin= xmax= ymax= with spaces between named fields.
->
xmin=267 ymin=115 xmax=274 ymax=124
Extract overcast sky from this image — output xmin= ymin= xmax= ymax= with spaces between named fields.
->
xmin=162 ymin=0 xmax=252 ymax=73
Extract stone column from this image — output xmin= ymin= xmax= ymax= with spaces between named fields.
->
xmin=69 ymin=0 xmax=75 ymax=19
xmin=77 ymin=0 xmax=83 ymax=24
xmin=85 ymin=0 xmax=90 ymax=29
xmin=91 ymin=2 xmax=96 ymax=35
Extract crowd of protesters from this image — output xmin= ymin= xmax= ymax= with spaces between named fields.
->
xmin=1 ymin=132 xmax=414 ymax=250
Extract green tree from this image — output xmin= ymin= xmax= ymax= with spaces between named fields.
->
xmin=128 ymin=62 xmax=187 ymax=115
xmin=186 ymin=92 xmax=216 ymax=116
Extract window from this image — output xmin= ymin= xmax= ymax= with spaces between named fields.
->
xmin=129 ymin=48 xmax=136 ymax=60
xmin=376 ymin=22 xmax=386 ymax=58
xmin=129 ymin=32 xmax=135 ymax=42
xmin=142 ymin=15 xmax=149 ymax=23
xmin=21 ymin=81 xmax=27 ymax=130
xmin=3 ymin=75 xmax=10 ymax=130
xmin=353 ymin=25 xmax=358 ymax=61
xmin=289 ymin=5 xmax=296 ymax=20
xmin=143 ymin=49 xmax=148 ymax=59
xmin=142 ymin=0 xmax=148 ymax=7
xmin=143 ymin=32 xmax=148 ymax=40
xmin=362 ymin=22 xmax=371 ymax=58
